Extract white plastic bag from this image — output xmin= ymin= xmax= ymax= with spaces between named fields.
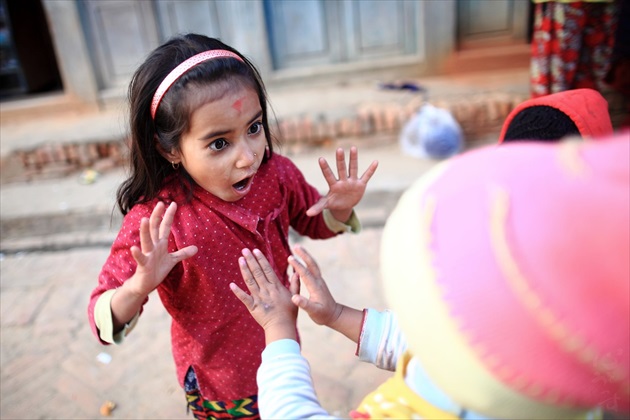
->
xmin=399 ymin=104 xmax=463 ymax=159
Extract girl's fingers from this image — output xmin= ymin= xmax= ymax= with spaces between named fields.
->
xmin=230 ymin=282 xmax=254 ymax=311
xmin=130 ymin=245 xmax=147 ymax=266
xmin=306 ymin=197 xmax=328 ymax=217
xmin=335 ymin=148 xmax=348 ymax=180
xmin=138 ymin=217 xmax=153 ymax=253
xmin=252 ymin=249 xmax=277 ymax=284
xmin=238 ymin=256 xmax=260 ymax=293
xmin=289 ymin=272 xmax=300 ymax=296
xmin=170 ymin=245 xmax=198 ymax=263
xmin=293 ymin=245 xmax=322 ymax=278
xmin=318 ymin=157 xmax=338 ymax=187
xmin=149 ymin=201 xmax=165 ymax=242
xmin=360 ymin=160 xmax=379 ymax=183
xmin=159 ymin=202 xmax=177 ymax=240
xmin=319 ymin=148 xmax=376 ymax=188
xmin=348 ymin=146 xmax=358 ymax=178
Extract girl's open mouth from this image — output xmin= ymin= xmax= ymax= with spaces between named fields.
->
xmin=233 ymin=176 xmax=252 ymax=191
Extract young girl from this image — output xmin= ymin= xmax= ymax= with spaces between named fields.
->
xmin=87 ymin=33 xmax=378 ymax=419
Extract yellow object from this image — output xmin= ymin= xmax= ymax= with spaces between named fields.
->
xmin=353 ymin=351 xmax=458 ymax=419
xmin=79 ymin=169 xmax=100 ymax=185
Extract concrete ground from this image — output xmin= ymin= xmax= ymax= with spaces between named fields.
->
xmin=0 ymin=69 xmax=528 ymax=419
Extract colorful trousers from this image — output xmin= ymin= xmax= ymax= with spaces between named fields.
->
xmin=184 ymin=367 xmax=259 ymax=420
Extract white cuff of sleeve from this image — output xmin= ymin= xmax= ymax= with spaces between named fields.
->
xmin=262 ymin=339 xmax=301 ymax=361
xmin=323 ymin=209 xmax=361 ymax=233
xmin=94 ymin=289 xmax=140 ymax=344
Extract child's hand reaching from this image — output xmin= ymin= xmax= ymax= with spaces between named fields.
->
xmin=289 ymin=245 xmax=364 ymax=343
xmin=306 ymin=146 xmax=379 ymax=222
xmin=232 ymin=245 xmax=364 ymax=345
xmin=231 ymin=248 xmax=300 ymax=344
xmin=288 ymin=245 xmax=343 ymax=327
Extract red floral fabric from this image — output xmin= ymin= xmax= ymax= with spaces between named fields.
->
xmin=531 ymin=1 xmax=618 ymax=98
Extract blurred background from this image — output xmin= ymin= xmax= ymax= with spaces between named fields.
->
xmin=0 ymin=0 xmax=626 ymax=419
xmin=0 ymin=0 xmax=531 ymax=107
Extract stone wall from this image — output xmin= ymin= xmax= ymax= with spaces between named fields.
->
xmin=0 ymin=93 xmax=526 ymax=184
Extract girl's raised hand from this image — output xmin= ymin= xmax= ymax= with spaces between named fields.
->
xmin=306 ymin=146 xmax=378 ymax=221
xmin=231 ymin=248 xmax=298 ymax=344
xmin=128 ymin=202 xmax=198 ymax=297
xmin=289 ymin=245 xmax=342 ymax=327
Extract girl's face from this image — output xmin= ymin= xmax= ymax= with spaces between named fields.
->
xmin=171 ymin=84 xmax=267 ymax=202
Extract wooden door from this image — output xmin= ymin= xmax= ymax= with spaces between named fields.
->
xmin=154 ymin=0 xmax=221 ymax=40
xmin=79 ymin=0 xmax=160 ymax=92
xmin=265 ymin=0 xmax=419 ymax=70
xmin=457 ymin=0 xmax=529 ymax=47
xmin=79 ymin=0 xmax=237 ymax=94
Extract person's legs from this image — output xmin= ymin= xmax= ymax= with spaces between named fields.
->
xmin=575 ymin=2 xmax=618 ymax=92
xmin=530 ymin=2 xmax=616 ymax=98
xmin=531 ymin=2 xmax=553 ymax=97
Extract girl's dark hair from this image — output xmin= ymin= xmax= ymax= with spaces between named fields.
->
xmin=117 ymin=34 xmax=275 ymax=215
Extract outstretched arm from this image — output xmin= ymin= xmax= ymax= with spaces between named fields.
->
xmin=289 ymin=245 xmax=364 ymax=343
xmin=290 ymin=245 xmax=407 ymax=371
xmin=231 ymin=248 xmax=339 ymax=419
xmin=306 ymin=146 xmax=379 ymax=222
xmin=110 ymin=201 xmax=198 ymax=332
xmin=230 ymin=245 xmax=365 ymax=344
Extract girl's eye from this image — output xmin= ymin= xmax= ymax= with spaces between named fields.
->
xmin=209 ymin=138 xmax=228 ymax=151
xmin=248 ymin=122 xmax=263 ymax=136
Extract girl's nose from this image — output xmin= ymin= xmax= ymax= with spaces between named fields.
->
xmin=236 ymin=143 xmax=256 ymax=168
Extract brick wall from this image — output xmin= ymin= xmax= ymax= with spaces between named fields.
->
xmin=0 ymin=93 xmax=526 ymax=183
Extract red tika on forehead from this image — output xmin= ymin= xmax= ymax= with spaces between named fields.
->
xmin=231 ymin=97 xmax=244 ymax=113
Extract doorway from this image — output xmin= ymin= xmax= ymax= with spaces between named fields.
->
xmin=0 ymin=0 xmax=62 ymax=100
xmin=447 ymin=0 xmax=532 ymax=73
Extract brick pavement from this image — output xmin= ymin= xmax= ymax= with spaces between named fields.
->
xmin=1 ymin=247 xmax=186 ymax=419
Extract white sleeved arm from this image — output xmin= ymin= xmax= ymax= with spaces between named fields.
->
xmin=356 ymin=308 xmax=408 ymax=371
xmin=257 ymin=339 xmax=339 ymax=420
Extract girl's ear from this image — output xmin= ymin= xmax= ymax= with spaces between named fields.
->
xmin=155 ymin=137 xmax=181 ymax=163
